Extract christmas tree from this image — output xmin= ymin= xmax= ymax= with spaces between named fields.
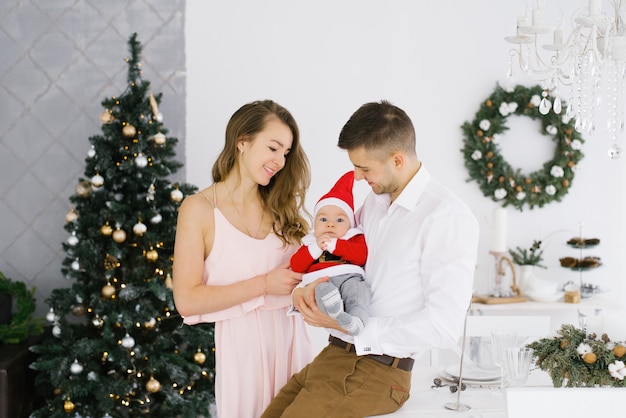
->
xmin=30 ymin=33 xmax=215 ymax=418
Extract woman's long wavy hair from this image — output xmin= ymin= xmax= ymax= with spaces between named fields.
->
xmin=211 ymin=100 xmax=310 ymax=246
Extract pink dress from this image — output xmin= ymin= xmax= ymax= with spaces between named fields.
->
xmin=183 ymin=209 xmax=315 ymax=418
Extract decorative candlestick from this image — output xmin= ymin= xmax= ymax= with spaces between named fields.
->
xmin=489 ymin=250 xmax=519 ymax=298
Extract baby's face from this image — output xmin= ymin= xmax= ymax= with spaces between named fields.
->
xmin=314 ymin=204 xmax=351 ymax=238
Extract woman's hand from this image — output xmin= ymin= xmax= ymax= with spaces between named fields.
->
xmin=265 ymin=263 xmax=302 ymax=295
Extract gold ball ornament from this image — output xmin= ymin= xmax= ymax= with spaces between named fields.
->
xmin=100 ymin=110 xmax=114 ymax=124
xmin=122 ymin=123 xmax=137 ymax=138
xmin=112 ymin=228 xmax=127 ymax=243
xmin=103 ymin=253 xmax=119 ymax=270
xmin=170 ymin=188 xmax=183 ymax=203
xmin=100 ymin=222 xmax=113 ymax=236
xmin=146 ymin=376 xmax=161 ymax=393
xmin=583 ymin=352 xmax=597 ymax=364
xmin=71 ymin=304 xmax=85 ymax=316
xmin=64 ymin=399 xmax=76 ymax=413
xmin=146 ymin=248 xmax=159 ymax=262
xmin=194 ymin=350 xmax=207 ymax=365
xmin=614 ymin=345 xmax=626 ymax=358
xmin=76 ymin=180 xmax=92 ymax=197
xmin=65 ymin=208 xmax=78 ymax=223
xmin=153 ymin=132 xmax=166 ymax=145
xmin=102 ymin=283 xmax=116 ymax=299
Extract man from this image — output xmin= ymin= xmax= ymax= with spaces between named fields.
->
xmin=262 ymin=100 xmax=479 ymax=417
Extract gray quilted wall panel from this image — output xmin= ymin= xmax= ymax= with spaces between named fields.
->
xmin=0 ymin=0 xmax=187 ymax=316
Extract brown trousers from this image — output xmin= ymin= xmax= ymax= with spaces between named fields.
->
xmin=261 ymin=342 xmax=412 ymax=418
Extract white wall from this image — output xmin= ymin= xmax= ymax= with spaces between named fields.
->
xmin=185 ymin=1 xmax=625 ymax=325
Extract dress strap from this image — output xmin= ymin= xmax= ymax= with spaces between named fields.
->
xmin=199 ymin=185 xmax=216 ymax=209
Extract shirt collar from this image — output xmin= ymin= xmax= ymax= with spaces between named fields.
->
xmin=374 ymin=164 xmax=431 ymax=211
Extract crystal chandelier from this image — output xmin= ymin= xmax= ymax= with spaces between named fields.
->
xmin=505 ymin=0 xmax=625 ymax=159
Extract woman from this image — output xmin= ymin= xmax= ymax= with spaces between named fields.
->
xmin=173 ymin=100 xmax=316 ymax=418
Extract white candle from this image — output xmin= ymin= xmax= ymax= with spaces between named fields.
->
xmin=532 ymin=8 xmax=543 ymax=26
xmin=517 ymin=13 xmax=528 ymax=27
xmin=491 ymin=208 xmax=508 ymax=253
xmin=589 ymin=0 xmax=601 ymax=16
xmin=553 ymin=27 xmax=563 ymax=45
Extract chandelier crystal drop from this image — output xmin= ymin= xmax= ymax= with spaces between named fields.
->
xmin=505 ymin=0 xmax=626 ymax=159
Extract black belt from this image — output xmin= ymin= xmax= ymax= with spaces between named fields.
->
xmin=328 ymin=335 xmax=414 ymax=372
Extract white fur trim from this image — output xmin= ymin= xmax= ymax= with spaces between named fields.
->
xmin=300 ymin=264 xmax=365 ymax=287
xmin=314 ymin=197 xmax=355 ymax=227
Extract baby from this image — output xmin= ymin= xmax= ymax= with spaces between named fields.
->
xmin=290 ymin=171 xmax=370 ymax=335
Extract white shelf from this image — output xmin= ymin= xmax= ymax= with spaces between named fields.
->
xmin=470 ymin=295 xmax=621 ymax=312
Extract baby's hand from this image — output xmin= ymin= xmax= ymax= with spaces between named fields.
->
xmin=316 ymin=233 xmax=333 ymax=251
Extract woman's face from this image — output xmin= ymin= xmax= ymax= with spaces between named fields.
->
xmin=239 ymin=117 xmax=293 ymax=186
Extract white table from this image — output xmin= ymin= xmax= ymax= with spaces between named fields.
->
xmin=373 ymin=366 xmax=553 ymax=417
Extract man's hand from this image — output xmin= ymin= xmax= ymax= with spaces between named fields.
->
xmin=293 ymin=276 xmax=346 ymax=332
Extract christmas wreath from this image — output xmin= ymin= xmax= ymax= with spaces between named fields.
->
xmin=461 ymin=84 xmax=585 ymax=211
xmin=0 ymin=271 xmax=44 ymax=344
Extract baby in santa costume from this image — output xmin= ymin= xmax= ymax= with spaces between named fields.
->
xmin=290 ymin=171 xmax=370 ymax=335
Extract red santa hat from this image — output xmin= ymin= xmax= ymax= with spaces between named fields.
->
xmin=314 ymin=171 xmax=355 ymax=227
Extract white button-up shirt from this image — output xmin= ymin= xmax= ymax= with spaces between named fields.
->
xmin=330 ymin=165 xmax=479 ymax=359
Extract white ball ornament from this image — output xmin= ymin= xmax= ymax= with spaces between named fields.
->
xmin=133 ymin=221 xmax=147 ymax=236
xmin=150 ymin=213 xmax=162 ymax=224
xmin=52 ymin=325 xmax=62 ymax=338
xmin=121 ymin=333 xmax=136 ymax=348
xmin=91 ymin=173 xmax=104 ymax=190
xmin=46 ymin=308 xmax=57 ymax=323
xmin=135 ymin=153 xmax=148 ymax=168
xmin=70 ymin=360 xmax=83 ymax=374
xmin=67 ymin=233 xmax=79 ymax=246
xmin=71 ymin=259 xmax=80 ymax=271
xmin=87 ymin=146 xmax=96 ymax=158
xmin=170 ymin=188 xmax=183 ymax=203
